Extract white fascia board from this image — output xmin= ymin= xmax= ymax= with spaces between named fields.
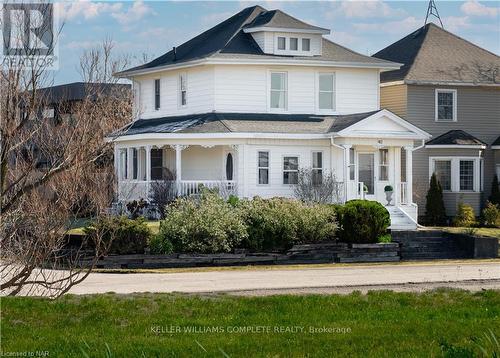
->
xmin=405 ymin=79 xmax=500 ymax=87
xmin=243 ymin=27 xmax=330 ymax=35
xmin=110 ymin=132 xmax=331 ymax=142
xmin=492 ymin=146 xmax=500 ymax=150
xmin=116 ymin=57 xmax=400 ymax=78
xmin=380 ymin=80 xmax=405 ymax=87
xmin=425 ymin=144 xmax=487 ymax=149
xmin=336 ymin=132 xmax=428 ymax=140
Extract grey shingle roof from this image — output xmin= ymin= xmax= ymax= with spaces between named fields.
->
xmin=117 ymin=6 xmax=394 ymax=76
xmin=426 ymin=130 xmax=487 ymax=146
xmin=373 ymin=23 xmax=500 ymax=84
xmin=244 ymin=9 xmax=329 ymax=32
xmin=114 ymin=111 xmax=382 ymax=137
xmin=38 ymin=82 xmax=130 ymax=104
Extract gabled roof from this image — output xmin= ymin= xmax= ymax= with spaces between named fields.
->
xmin=37 ymin=82 xmax=130 ymax=104
xmin=117 ymin=6 xmax=395 ymax=77
xmin=492 ymin=136 xmax=500 ymax=147
xmin=426 ymin=130 xmax=487 ymax=147
xmin=243 ymin=9 xmax=329 ymax=33
xmin=373 ymin=23 xmax=500 ymax=84
xmin=113 ymin=111 xmax=382 ymax=137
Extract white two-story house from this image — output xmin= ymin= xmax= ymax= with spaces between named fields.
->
xmin=112 ymin=5 xmax=431 ymax=229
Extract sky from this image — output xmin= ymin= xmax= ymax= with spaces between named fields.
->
xmin=53 ymin=0 xmax=500 ymax=84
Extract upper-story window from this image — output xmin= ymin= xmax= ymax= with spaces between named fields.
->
xmin=179 ymin=73 xmax=187 ymax=107
xmin=277 ymin=37 xmax=286 ymax=50
xmin=318 ymin=73 xmax=335 ymax=111
xmin=435 ymin=89 xmax=457 ymax=122
xmin=302 ymin=38 xmax=310 ymax=51
xmin=270 ymin=72 xmax=287 ymax=110
xmin=154 ymin=79 xmax=160 ymax=110
xmin=290 ymin=37 xmax=298 ymax=51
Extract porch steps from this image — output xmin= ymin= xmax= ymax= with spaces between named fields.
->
xmin=392 ymin=230 xmax=469 ymax=260
xmin=387 ymin=206 xmax=417 ymax=231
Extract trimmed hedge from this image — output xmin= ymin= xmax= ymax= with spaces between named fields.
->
xmin=334 ymin=200 xmax=391 ymax=244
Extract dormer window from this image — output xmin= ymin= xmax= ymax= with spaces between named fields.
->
xmin=277 ymin=37 xmax=286 ymax=50
xmin=302 ymin=38 xmax=310 ymax=51
xmin=290 ymin=38 xmax=298 ymax=51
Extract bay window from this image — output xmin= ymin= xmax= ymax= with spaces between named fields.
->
xmin=459 ymin=160 xmax=474 ymax=191
xmin=270 ymin=72 xmax=287 ymax=110
xmin=151 ymin=149 xmax=163 ymax=180
xmin=434 ymin=160 xmax=451 ymax=191
xmin=283 ymin=156 xmax=298 ymax=185
xmin=430 ymin=157 xmax=481 ymax=192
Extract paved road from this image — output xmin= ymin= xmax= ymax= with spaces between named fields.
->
xmin=68 ymin=261 xmax=500 ymax=295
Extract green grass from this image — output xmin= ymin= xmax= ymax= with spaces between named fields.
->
xmin=439 ymin=226 xmax=500 ymax=239
xmin=1 ymin=290 xmax=499 ymax=356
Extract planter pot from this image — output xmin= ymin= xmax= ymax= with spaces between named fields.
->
xmin=385 ymin=191 xmax=393 ymax=206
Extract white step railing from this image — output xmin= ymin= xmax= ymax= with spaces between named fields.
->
xmin=400 ymin=182 xmax=408 ymax=205
xmin=178 ymin=180 xmax=237 ymax=197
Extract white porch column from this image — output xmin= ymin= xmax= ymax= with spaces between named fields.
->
xmin=405 ymin=146 xmax=413 ymax=204
xmin=173 ymin=145 xmax=188 ymax=194
xmin=343 ymin=145 xmax=352 ymax=202
xmin=394 ymin=147 xmax=401 ymax=206
xmin=145 ymin=145 xmax=151 ymax=198
xmin=235 ymin=144 xmax=245 ymax=198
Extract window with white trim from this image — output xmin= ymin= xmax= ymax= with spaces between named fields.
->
xmin=154 ymin=79 xmax=160 ymax=110
xmin=283 ymin=156 xmax=299 ymax=185
xmin=318 ymin=73 xmax=335 ymax=111
xmin=302 ymin=38 xmax=310 ymax=51
xmin=119 ymin=149 xmax=128 ymax=180
xmin=349 ymin=148 xmax=355 ymax=181
xmin=151 ymin=149 xmax=163 ymax=180
xmin=277 ymin=37 xmax=286 ymax=50
xmin=132 ymin=148 xmax=138 ymax=180
xmin=430 ymin=157 xmax=482 ymax=193
xmin=434 ymin=160 xmax=452 ymax=191
xmin=459 ymin=160 xmax=474 ymax=191
xmin=435 ymin=89 xmax=456 ymax=121
xmin=258 ymin=151 xmax=269 ymax=185
xmin=290 ymin=37 xmax=298 ymax=51
xmin=179 ymin=73 xmax=187 ymax=106
xmin=270 ymin=72 xmax=287 ymax=110
xmin=379 ymin=149 xmax=389 ymax=181
xmin=312 ymin=151 xmax=323 ymax=185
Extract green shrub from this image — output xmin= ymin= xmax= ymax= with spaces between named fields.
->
xmin=425 ymin=173 xmax=447 ymax=225
xmin=378 ymin=234 xmax=392 ymax=243
xmin=453 ymin=203 xmax=476 ymax=227
xmin=482 ymin=201 xmax=500 ymax=228
xmin=239 ymin=197 xmax=336 ymax=251
xmin=84 ymin=216 xmax=151 ymax=255
xmin=156 ymin=189 xmax=247 ymax=254
xmin=335 ymin=200 xmax=390 ymax=244
xmin=149 ymin=235 xmax=174 ymax=254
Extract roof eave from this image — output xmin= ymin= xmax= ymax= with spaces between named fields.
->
xmin=425 ymin=144 xmax=487 ymax=149
xmin=243 ymin=26 xmax=330 ymax=35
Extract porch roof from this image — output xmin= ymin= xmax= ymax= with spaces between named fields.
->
xmin=113 ymin=110 xmax=381 ymax=137
xmin=426 ymin=130 xmax=487 ymax=147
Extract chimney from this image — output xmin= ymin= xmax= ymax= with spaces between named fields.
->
xmin=173 ymin=47 xmax=177 ymax=61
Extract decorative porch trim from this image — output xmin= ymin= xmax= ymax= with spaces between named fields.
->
xmin=425 ymin=144 xmax=487 ymax=149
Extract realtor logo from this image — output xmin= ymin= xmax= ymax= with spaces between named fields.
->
xmin=2 ymin=2 xmax=58 ymax=69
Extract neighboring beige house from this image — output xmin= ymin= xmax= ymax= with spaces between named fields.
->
xmin=373 ymin=23 xmax=500 ymax=220
xmin=111 ymin=6 xmax=434 ymax=229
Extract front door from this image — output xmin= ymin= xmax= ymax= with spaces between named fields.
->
xmin=358 ymin=152 xmax=375 ymax=200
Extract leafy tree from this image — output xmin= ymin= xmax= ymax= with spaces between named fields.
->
xmin=489 ymin=175 xmax=500 ymax=205
xmin=425 ymin=173 xmax=447 ymax=225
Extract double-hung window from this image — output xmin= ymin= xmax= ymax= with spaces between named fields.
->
xmin=119 ymin=149 xmax=128 ymax=180
xmin=349 ymin=147 xmax=355 ymax=180
xmin=434 ymin=160 xmax=452 ymax=191
xmin=151 ymin=149 xmax=163 ymax=180
xmin=459 ymin=160 xmax=474 ymax=191
xmin=312 ymin=152 xmax=323 ymax=185
xmin=258 ymin=151 xmax=269 ymax=185
xmin=435 ymin=89 xmax=456 ymax=121
xmin=179 ymin=73 xmax=187 ymax=106
xmin=318 ymin=73 xmax=335 ymax=111
xmin=277 ymin=37 xmax=286 ymax=50
xmin=302 ymin=38 xmax=310 ymax=51
xmin=132 ymin=148 xmax=138 ymax=180
xmin=379 ymin=149 xmax=389 ymax=181
xmin=290 ymin=37 xmax=298 ymax=51
xmin=283 ymin=156 xmax=299 ymax=185
xmin=154 ymin=79 xmax=160 ymax=110
xmin=270 ymin=72 xmax=287 ymax=110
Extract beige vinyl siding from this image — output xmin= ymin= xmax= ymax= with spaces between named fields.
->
xmin=380 ymin=84 xmax=407 ymax=117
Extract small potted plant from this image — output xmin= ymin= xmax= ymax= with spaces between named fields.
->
xmin=384 ymin=185 xmax=394 ymax=206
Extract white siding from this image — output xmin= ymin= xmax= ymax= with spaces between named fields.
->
xmin=251 ymin=32 xmax=322 ymax=56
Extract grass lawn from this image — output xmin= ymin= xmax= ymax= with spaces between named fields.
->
xmin=1 ymin=290 xmax=499 ymax=356
xmin=439 ymin=226 xmax=500 ymax=239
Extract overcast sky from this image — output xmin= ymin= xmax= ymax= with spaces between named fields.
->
xmin=53 ymin=0 xmax=500 ymax=84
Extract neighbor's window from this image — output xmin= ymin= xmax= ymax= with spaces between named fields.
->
xmin=318 ymin=73 xmax=335 ymax=110
xmin=312 ymin=151 xmax=323 ymax=185
xmin=290 ymin=37 xmax=298 ymax=51
xmin=379 ymin=149 xmax=389 ymax=181
xmin=132 ymin=148 xmax=138 ymax=180
xmin=459 ymin=160 xmax=474 ymax=191
xmin=154 ymin=79 xmax=160 ymax=110
xmin=283 ymin=156 xmax=299 ymax=185
xmin=434 ymin=160 xmax=451 ymax=191
xmin=151 ymin=148 xmax=163 ymax=180
xmin=258 ymin=151 xmax=269 ymax=185
xmin=270 ymin=72 xmax=287 ymax=110
xmin=436 ymin=89 xmax=456 ymax=121
xmin=302 ymin=38 xmax=310 ymax=51
xmin=120 ymin=149 xmax=128 ymax=180
xmin=277 ymin=37 xmax=286 ymax=50
xmin=179 ymin=73 xmax=187 ymax=106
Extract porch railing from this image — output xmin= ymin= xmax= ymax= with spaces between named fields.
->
xmin=178 ymin=180 xmax=236 ymax=197
xmin=399 ymin=182 xmax=408 ymax=205
xmin=346 ymin=181 xmax=365 ymax=201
